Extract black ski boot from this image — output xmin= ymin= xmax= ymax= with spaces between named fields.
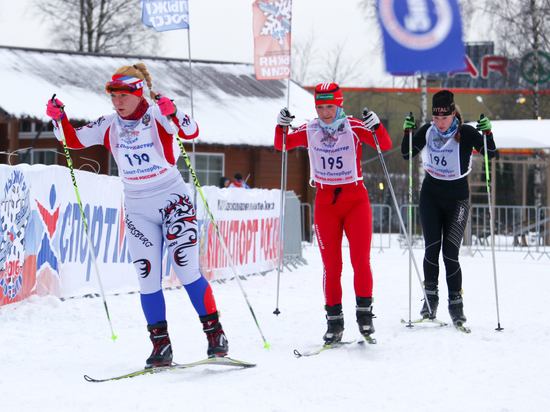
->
xmin=323 ymin=304 xmax=344 ymax=344
xmin=420 ymin=286 xmax=439 ymax=320
xmin=146 ymin=321 xmax=173 ymax=368
xmin=448 ymin=292 xmax=467 ymax=326
xmin=200 ymin=312 xmax=229 ymax=358
xmin=356 ymin=297 xmax=375 ymax=337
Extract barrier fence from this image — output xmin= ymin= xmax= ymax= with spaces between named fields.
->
xmin=396 ymin=203 xmax=550 ymax=259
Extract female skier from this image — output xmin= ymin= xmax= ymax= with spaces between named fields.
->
xmin=46 ymin=62 xmax=228 ymax=366
xmin=401 ymin=90 xmax=496 ymax=326
xmin=275 ymin=83 xmax=392 ymax=343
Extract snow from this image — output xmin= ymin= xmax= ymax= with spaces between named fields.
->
xmin=2 ymin=241 xmax=548 ymax=411
xmin=467 ymin=119 xmax=550 ymax=149
xmin=0 ymin=46 xmax=318 ymax=147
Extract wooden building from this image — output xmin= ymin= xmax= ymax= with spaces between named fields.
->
xmin=0 ymin=46 xmax=316 ymax=208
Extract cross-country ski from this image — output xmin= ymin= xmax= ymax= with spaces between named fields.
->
xmin=84 ymin=357 xmax=256 ymax=383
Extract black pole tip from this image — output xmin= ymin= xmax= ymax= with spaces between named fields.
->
xmin=273 ymin=309 xmax=281 ymax=316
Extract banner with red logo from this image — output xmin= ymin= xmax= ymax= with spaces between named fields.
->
xmin=197 ymin=186 xmax=281 ymax=282
xmin=252 ymin=0 xmax=292 ymax=81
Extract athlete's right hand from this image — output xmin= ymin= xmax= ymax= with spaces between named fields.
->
xmin=403 ymin=114 xmax=416 ymax=132
xmin=46 ymin=98 xmax=64 ymax=120
xmin=277 ymin=107 xmax=295 ymax=127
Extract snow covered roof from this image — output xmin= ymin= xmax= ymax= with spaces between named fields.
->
xmin=466 ymin=119 xmax=550 ymax=149
xmin=0 ymin=46 xmax=317 ymax=146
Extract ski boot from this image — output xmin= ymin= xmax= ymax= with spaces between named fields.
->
xmin=201 ymin=312 xmax=229 ymax=358
xmin=356 ymin=297 xmax=375 ymax=337
xmin=448 ymin=292 xmax=467 ymax=326
xmin=323 ymin=304 xmax=344 ymax=344
xmin=146 ymin=321 xmax=173 ymax=368
xmin=420 ymin=285 xmax=439 ymax=320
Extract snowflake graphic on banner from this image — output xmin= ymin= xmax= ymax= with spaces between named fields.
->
xmin=258 ymin=0 xmax=292 ymax=46
xmin=0 ymin=171 xmax=31 ymax=300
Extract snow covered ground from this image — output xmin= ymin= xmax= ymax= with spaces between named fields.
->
xmin=2 ymin=241 xmax=548 ymax=411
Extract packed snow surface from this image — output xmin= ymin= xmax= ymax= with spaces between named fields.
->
xmin=1 ymin=242 xmax=548 ymax=411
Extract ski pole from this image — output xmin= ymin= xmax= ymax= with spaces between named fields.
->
xmin=480 ymin=114 xmax=503 ymax=331
xmin=407 ymin=112 xmax=414 ymax=327
xmin=164 ymin=113 xmax=270 ymax=349
xmin=273 ymin=126 xmax=288 ymax=316
xmin=52 ymin=95 xmax=117 ymax=342
xmin=363 ymin=108 xmax=432 ymax=316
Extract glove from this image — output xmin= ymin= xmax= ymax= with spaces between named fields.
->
xmin=476 ymin=114 xmax=491 ymax=133
xmin=403 ymin=114 xmax=416 ymax=132
xmin=157 ymin=94 xmax=176 ymax=117
xmin=362 ymin=107 xmax=380 ymax=130
xmin=277 ymin=107 xmax=295 ymax=127
xmin=46 ymin=98 xmax=64 ymax=120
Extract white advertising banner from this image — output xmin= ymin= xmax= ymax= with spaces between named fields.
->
xmin=0 ymin=164 xmax=281 ymax=306
xmin=197 ymin=186 xmax=281 ymax=281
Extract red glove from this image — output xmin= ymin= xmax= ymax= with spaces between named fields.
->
xmin=46 ymin=98 xmax=64 ymax=120
xmin=157 ymin=94 xmax=176 ymax=117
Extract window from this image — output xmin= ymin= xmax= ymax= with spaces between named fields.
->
xmin=109 ymin=153 xmax=118 ymax=176
xmin=177 ymin=153 xmax=224 ymax=186
xmin=20 ymin=149 xmax=57 ymax=165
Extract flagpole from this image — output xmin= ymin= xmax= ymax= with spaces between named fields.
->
xmin=187 ymin=24 xmax=197 ymax=204
xmin=273 ymin=4 xmax=292 ymax=314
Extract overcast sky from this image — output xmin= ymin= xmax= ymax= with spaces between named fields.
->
xmin=0 ymin=1 xmax=487 ymax=88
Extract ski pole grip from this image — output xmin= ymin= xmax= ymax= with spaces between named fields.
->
xmin=51 ymin=94 xmax=58 ymax=108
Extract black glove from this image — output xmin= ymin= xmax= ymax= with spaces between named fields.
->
xmin=277 ymin=107 xmax=295 ymax=127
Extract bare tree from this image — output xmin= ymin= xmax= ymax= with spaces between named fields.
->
xmin=33 ymin=0 xmax=161 ymax=55
xmin=314 ymin=42 xmax=364 ymax=85
xmin=291 ymin=33 xmax=317 ymax=86
xmin=482 ymin=0 xmax=550 ymax=119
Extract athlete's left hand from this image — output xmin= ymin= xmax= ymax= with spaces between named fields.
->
xmin=476 ymin=114 xmax=491 ymax=133
xmin=362 ymin=108 xmax=380 ymax=130
xmin=157 ymin=94 xmax=177 ymax=117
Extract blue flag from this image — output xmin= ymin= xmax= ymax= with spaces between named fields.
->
xmin=141 ymin=0 xmax=189 ymax=32
xmin=377 ymin=0 xmax=464 ymax=74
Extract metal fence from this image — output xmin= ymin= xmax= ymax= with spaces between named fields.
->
xmin=395 ymin=203 xmax=550 ymax=259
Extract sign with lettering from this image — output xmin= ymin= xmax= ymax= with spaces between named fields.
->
xmin=141 ymin=0 xmax=189 ymax=32
xmin=252 ymin=0 xmax=292 ymax=81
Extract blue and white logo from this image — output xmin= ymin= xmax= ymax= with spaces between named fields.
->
xmin=379 ymin=0 xmax=452 ymax=50
xmin=377 ymin=0 xmax=464 ymax=73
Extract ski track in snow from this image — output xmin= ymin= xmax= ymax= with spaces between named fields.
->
xmin=1 ymin=243 xmax=549 ymax=411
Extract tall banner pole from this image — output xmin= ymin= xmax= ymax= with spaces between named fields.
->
xmin=187 ymin=27 xmax=197 ymax=204
xmin=141 ymin=0 xmax=196 ymax=201
xmin=252 ymin=0 xmax=292 ymax=315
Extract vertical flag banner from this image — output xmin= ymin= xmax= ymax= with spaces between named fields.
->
xmin=252 ymin=1 xmax=292 ymax=81
xmin=141 ymin=0 xmax=189 ymax=32
xmin=377 ymin=0 xmax=464 ymax=74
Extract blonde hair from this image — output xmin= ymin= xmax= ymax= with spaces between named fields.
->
xmin=113 ymin=62 xmax=158 ymax=101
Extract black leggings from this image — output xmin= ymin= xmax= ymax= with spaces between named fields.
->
xmin=419 ymin=190 xmax=469 ymax=294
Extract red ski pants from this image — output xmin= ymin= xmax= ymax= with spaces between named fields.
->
xmin=315 ymin=196 xmax=373 ymax=306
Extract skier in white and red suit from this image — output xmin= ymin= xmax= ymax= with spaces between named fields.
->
xmin=274 ymin=83 xmax=392 ymax=343
xmin=45 ymin=62 xmax=228 ymax=366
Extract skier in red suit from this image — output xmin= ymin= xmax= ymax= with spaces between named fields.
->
xmin=274 ymin=83 xmax=392 ymax=343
